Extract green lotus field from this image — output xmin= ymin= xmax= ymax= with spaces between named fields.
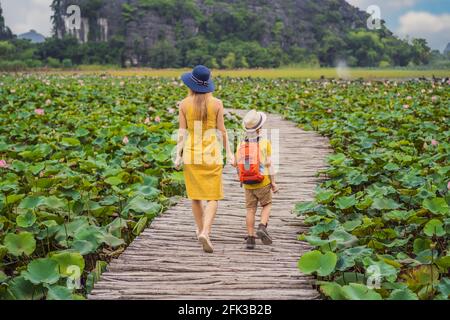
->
xmin=0 ymin=74 xmax=449 ymax=300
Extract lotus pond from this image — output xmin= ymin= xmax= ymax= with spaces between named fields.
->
xmin=0 ymin=74 xmax=449 ymax=300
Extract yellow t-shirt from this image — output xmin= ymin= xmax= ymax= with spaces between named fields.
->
xmin=237 ymin=139 xmax=272 ymax=190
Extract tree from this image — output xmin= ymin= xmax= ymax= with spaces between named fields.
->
xmin=0 ymin=41 xmax=15 ymax=58
xmin=317 ymin=31 xmax=347 ymax=66
xmin=411 ymin=38 xmax=431 ymax=65
xmin=0 ymin=3 xmax=13 ymax=40
xmin=346 ymin=30 xmax=384 ymax=67
xmin=222 ymin=52 xmax=236 ymax=69
xmin=147 ymin=40 xmax=180 ymax=68
xmin=50 ymin=0 xmax=64 ymax=37
xmin=273 ymin=21 xmax=284 ymax=45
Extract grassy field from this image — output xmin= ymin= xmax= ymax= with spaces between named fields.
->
xmin=25 ymin=66 xmax=450 ymax=80
xmin=67 ymin=66 xmax=450 ymax=79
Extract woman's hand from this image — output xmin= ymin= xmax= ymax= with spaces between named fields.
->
xmin=227 ymin=154 xmax=236 ymax=167
xmin=175 ymin=155 xmax=183 ymax=170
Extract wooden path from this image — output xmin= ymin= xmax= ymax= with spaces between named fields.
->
xmin=89 ymin=110 xmax=331 ymax=300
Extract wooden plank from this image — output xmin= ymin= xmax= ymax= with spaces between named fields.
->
xmin=88 ymin=109 xmax=331 ymax=300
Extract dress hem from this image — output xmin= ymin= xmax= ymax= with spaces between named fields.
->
xmin=187 ymin=196 xmax=224 ymax=201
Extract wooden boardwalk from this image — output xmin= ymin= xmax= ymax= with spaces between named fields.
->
xmin=89 ymin=110 xmax=331 ymax=300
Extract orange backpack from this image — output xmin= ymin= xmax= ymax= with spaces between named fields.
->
xmin=237 ymin=138 xmax=265 ymax=185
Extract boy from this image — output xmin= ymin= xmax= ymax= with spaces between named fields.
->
xmin=234 ymin=110 xmax=279 ymax=250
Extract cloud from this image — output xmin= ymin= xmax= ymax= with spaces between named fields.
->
xmin=1 ymin=0 xmax=53 ymax=36
xmin=397 ymin=11 xmax=450 ymax=51
xmin=346 ymin=0 xmax=420 ymax=11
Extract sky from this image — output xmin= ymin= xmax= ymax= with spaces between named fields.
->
xmin=1 ymin=0 xmax=449 ymax=51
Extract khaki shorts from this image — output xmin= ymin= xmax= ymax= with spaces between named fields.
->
xmin=245 ymin=184 xmax=272 ymax=209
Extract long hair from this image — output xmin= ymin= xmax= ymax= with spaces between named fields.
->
xmin=189 ymin=89 xmax=210 ymax=122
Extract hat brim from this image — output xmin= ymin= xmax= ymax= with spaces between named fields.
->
xmin=243 ymin=112 xmax=267 ymax=133
xmin=181 ymin=72 xmax=215 ymax=93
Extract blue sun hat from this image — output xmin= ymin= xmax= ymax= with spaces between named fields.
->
xmin=181 ymin=65 xmax=215 ymax=93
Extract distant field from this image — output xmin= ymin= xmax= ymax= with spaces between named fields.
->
xmin=58 ymin=67 xmax=450 ymax=80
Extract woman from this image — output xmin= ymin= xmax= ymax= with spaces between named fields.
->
xmin=175 ymin=65 xmax=235 ymax=253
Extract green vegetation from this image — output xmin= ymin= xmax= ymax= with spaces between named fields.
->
xmin=284 ymin=80 xmax=449 ymax=300
xmin=0 ymin=74 xmax=239 ymax=299
xmin=91 ymin=67 xmax=450 ymax=80
xmin=219 ymin=76 xmax=448 ymax=300
xmin=1 ymin=0 xmax=449 ymax=70
xmin=128 ymin=0 xmax=435 ymax=68
xmin=0 ymin=73 xmax=448 ymax=301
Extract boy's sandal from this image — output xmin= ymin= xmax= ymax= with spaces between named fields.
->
xmin=246 ymin=236 xmax=256 ymax=250
xmin=256 ymin=224 xmax=273 ymax=245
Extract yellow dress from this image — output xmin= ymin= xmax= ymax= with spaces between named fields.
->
xmin=182 ymin=97 xmax=224 ymax=200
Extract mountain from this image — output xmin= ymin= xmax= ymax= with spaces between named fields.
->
xmin=445 ymin=43 xmax=450 ymax=55
xmin=18 ymin=30 xmax=46 ymax=43
xmin=51 ymin=0 xmax=425 ymax=68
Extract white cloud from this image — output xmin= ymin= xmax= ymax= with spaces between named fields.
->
xmin=397 ymin=11 xmax=450 ymax=51
xmin=1 ymin=0 xmax=53 ymax=36
xmin=346 ymin=0 xmax=419 ymax=11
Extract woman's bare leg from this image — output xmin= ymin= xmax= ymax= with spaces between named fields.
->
xmin=202 ymin=200 xmax=218 ymax=236
xmin=192 ymin=200 xmax=204 ymax=234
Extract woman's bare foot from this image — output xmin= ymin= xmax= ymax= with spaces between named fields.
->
xmin=198 ymin=233 xmax=214 ymax=253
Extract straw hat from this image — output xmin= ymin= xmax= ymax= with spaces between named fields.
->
xmin=243 ymin=110 xmax=267 ymax=133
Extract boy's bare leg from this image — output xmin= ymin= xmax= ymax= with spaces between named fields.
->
xmin=260 ymin=203 xmax=272 ymax=226
xmin=246 ymin=207 xmax=257 ymax=236
xmin=192 ymin=200 xmax=204 ymax=235
xmin=202 ymin=200 xmax=218 ymax=236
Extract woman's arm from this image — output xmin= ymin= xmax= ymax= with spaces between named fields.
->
xmin=175 ymin=102 xmax=187 ymax=169
xmin=216 ymin=100 xmax=235 ymax=166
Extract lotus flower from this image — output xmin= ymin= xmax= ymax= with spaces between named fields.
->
xmin=155 ymin=116 xmax=161 ymax=123
xmin=403 ymin=104 xmax=410 ymax=109
xmin=0 ymin=160 xmax=8 ymax=168
xmin=123 ymin=136 xmax=129 ymax=144
xmin=144 ymin=117 xmax=151 ymax=124
xmin=34 ymin=108 xmax=45 ymax=115
xmin=431 ymin=139 xmax=438 ymax=146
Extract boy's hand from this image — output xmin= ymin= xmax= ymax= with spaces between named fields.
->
xmin=271 ymin=183 xmax=280 ymax=194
